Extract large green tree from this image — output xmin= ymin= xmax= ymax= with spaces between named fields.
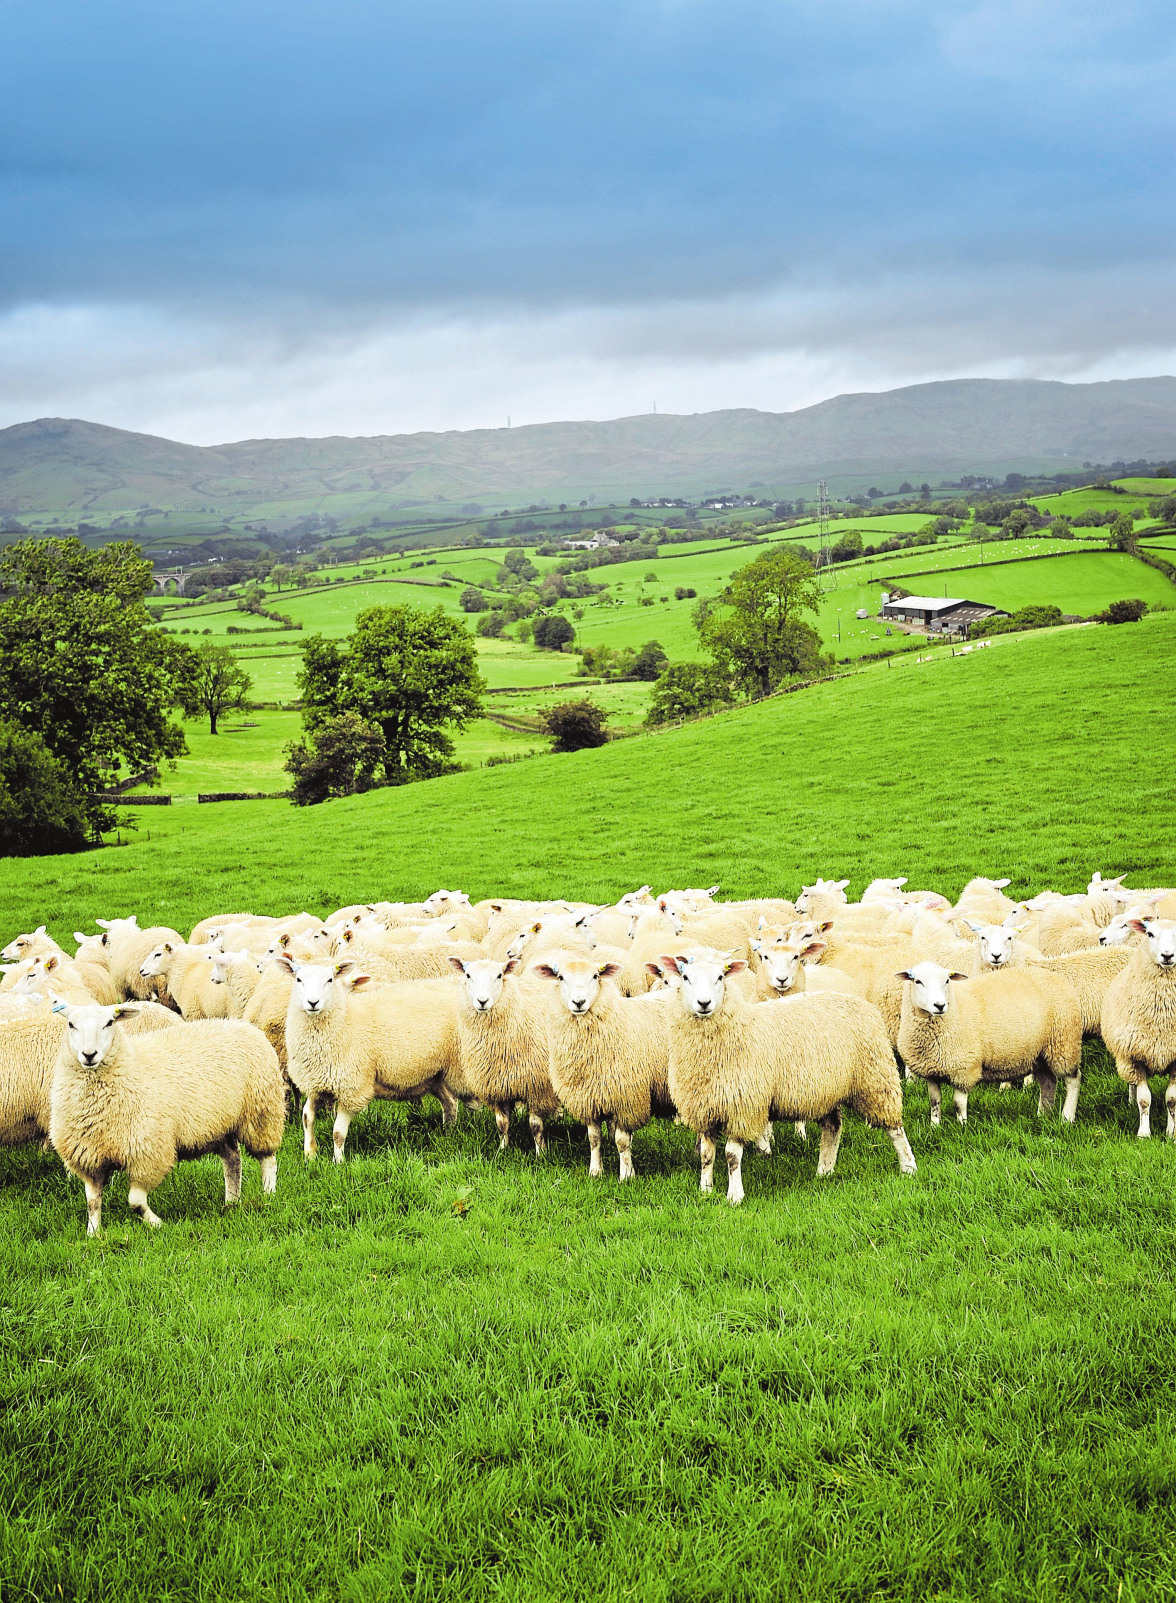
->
xmin=297 ymin=604 xmax=485 ymax=784
xmin=694 ymin=546 xmax=830 ymax=698
xmin=178 ymin=642 xmax=253 ymax=734
xmin=0 ymin=539 xmax=190 ymax=830
xmin=0 ymin=719 xmax=89 ymax=856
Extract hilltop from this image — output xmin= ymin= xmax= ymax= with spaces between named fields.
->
xmin=3 ymin=375 xmax=1176 ymax=522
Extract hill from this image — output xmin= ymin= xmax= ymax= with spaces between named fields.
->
xmin=4 ymin=375 xmax=1176 ymax=521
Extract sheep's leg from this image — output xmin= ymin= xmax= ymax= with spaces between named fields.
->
xmin=816 ymin=1108 xmax=843 ymax=1177
xmin=1035 ymin=1069 xmax=1057 ymax=1117
xmin=755 ymin=1121 xmax=773 ymax=1155
xmin=888 ymin=1126 xmax=917 ymax=1174
xmin=260 ymin=1154 xmax=278 ymax=1194
xmin=1166 ymin=1079 xmax=1176 ymax=1142
xmin=83 ymin=1172 xmax=106 ymax=1237
xmin=724 ymin=1139 xmax=745 ymax=1205
xmin=998 ymin=1080 xmax=1013 ymax=1092
xmin=1136 ymin=1077 xmax=1152 ymax=1139
xmin=332 ymin=1108 xmax=352 ymax=1163
xmin=927 ymin=1079 xmax=942 ymax=1126
xmin=1061 ymin=1071 xmax=1081 ymax=1125
xmin=220 ymin=1135 xmax=242 ymax=1204
xmin=699 ymin=1133 xmax=717 ymax=1194
xmin=587 ymin=1120 xmax=603 ymax=1177
xmin=614 ymin=1125 xmax=635 ymax=1180
xmin=492 ymin=1103 xmax=512 ymax=1150
xmin=1021 ymin=1075 xmax=1032 ymax=1091
xmin=302 ymin=1093 xmax=318 ymax=1160
xmin=436 ymin=1082 xmax=459 ymax=1128
xmin=127 ymin=1184 xmax=163 ymax=1230
xmin=953 ymin=1087 xmax=969 ymax=1125
xmin=793 ymin=1121 xmax=807 ymax=1142
xmin=529 ymin=1112 xmax=547 ymax=1156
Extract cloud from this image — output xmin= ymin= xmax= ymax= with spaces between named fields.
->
xmin=0 ymin=0 xmax=1173 ymax=437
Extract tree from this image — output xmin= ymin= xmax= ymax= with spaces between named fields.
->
xmin=296 ymin=604 xmax=485 ymax=785
xmin=502 ymin=549 xmax=538 ymax=582
xmin=460 ymin=586 xmax=488 ymax=613
xmin=694 ymin=546 xmax=830 ymax=698
xmin=544 ymin=700 xmax=608 ymax=751
xmin=646 ymin=663 xmax=734 ymax=726
xmin=1099 ymin=598 xmax=1147 ymax=624
xmin=284 ymin=713 xmax=387 ymax=806
xmin=0 ymin=719 xmax=89 ymax=855
xmin=0 ymin=538 xmax=189 ymax=832
xmin=630 ymin=639 xmax=669 ymax=681
xmin=1108 ymin=513 xmax=1135 ymax=550
xmin=533 ymin=614 xmax=575 ymax=650
xmin=178 ymin=641 xmax=253 ymax=734
xmin=476 ymin=610 xmax=505 ymax=638
xmin=270 ymin=563 xmax=294 ymax=592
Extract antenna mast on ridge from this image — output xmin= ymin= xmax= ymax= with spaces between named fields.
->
xmin=817 ymin=479 xmax=832 ymax=588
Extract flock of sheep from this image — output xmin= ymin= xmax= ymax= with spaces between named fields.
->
xmin=1 ymin=870 xmax=1174 ymax=1233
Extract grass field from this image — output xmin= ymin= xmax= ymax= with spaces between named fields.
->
xmin=2 ymin=616 xmax=1176 ymax=1602
xmin=905 ymin=550 xmax=1176 ymax=614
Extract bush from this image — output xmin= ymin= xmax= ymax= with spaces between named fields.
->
xmin=284 ymin=712 xmax=387 ymax=806
xmin=646 ymin=663 xmax=735 ymax=726
xmin=544 ymin=700 xmax=608 ymax=751
xmin=460 ymin=586 xmax=488 ymax=613
xmin=0 ymin=719 xmax=89 ymax=854
xmin=475 ymin=610 xmax=505 ymax=638
xmin=1097 ymin=598 xmax=1148 ymax=625
xmin=674 ymin=586 xmax=697 ymax=600
xmin=630 ymin=640 xmax=669 ymax=681
xmin=532 ymin=614 xmax=575 ymax=651
xmin=973 ymin=604 xmax=1065 ymax=638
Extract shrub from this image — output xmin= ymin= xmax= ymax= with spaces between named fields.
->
xmin=460 ymin=586 xmax=488 ymax=613
xmin=0 ymin=719 xmax=89 ymax=854
xmin=1097 ymin=598 xmax=1148 ymax=625
xmin=544 ymin=700 xmax=608 ymax=751
xmin=284 ymin=712 xmax=387 ymax=806
xmin=674 ymin=586 xmax=697 ymax=600
xmin=973 ymin=604 xmax=1065 ymax=638
xmin=646 ymin=663 xmax=735 ymax=726
xmin=630 ymin=640 xmax=669 ymax=681
xmin=475 ymin=610 xmax=505 ymax=638
xmin=533 ymin=614 xmax=575 ymax=651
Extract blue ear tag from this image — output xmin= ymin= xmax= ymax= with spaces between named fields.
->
xmin=51 ymin=998 xmax=69 ymax=1015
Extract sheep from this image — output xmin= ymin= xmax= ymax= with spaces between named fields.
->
xmin=98 ymin=921 xmax=185 ymax=1003
xmin=278 ymin=959 xmax=463 ymax=1161
xmin=749 ymin=935 xmax=863 ymax=1000
xmin=1033 ymin=946 xmax=1129 ymax=1036
xmin=71 ymin=932 xmax=121 ymax=1005
xmin=7 ymin=952 xmax=105 ymax=1007
xmin=1099 ymin=903 xmax=1158 ymax=947
xmin=952 ymin=876 xmax=1015 ymax=925
xmin=1100 ymin=919 xmax=1176 ymax=1139
xmin=660 ymin=952 xmax=914 ymax=1203
xmin=447 ymin=957 xmax=560 ymax=1151
xmin=531 ymin=955 xmax=672 ymax=1178
xmin=50 ymin=1004 xmax=284 ymax=1233
xmin=794 ymin=879 xmax=850 ymax=919
xmin=207 ymin=948 xmax=262 ymax=1018
xmin=329 ymin=925 xmax=484 ymax=983
xmin=139 ymin=940 xmax=230 ymax=1020
xmin=1 ymin=925 xmax=64 ymax=965
xmin=0 ymin=1000 xmax=188 ymax=1150
xmin=896 ymin=962 xmax=1083 ymax=1126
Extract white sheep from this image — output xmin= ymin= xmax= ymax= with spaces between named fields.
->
xmin=661 ymin=952 xmax=915 ymax=1203
xmin=139 ymin=940 xmax=229 ymax=1020
xmin=278 ymin=959 xmax=463 ymax=1161
xmin=896 ymin=962 xmax=1083 ymax=1125
xmin=71 ymin=932 xmax=122 ymax=1005
xmin=50 ymin=1003 xmax=285 ymax=1233
xmin=1 ymin=925 xmax=63 ymax=966
xmin=794 ymin=879 xmax=850 ymax=919
xmin=447 ymin=957 xmax=560 ymax=1152
xmin=1100 ymin=919 xmax=1176 ymax=1139
xmin=531 ymin=955 xmax=671 ymax=1179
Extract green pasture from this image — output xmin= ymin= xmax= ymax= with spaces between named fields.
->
xmin=1140 ymin=532 xmax=1176 ymax=550
xmin=3 ymin=617 xmax=1176 ymax=1602
xmin=915 ymin=550 xmax=1176 ymax=615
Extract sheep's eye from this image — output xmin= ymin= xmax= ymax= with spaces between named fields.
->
xmin=68 ymin=1022 xmax=77 ymax=1031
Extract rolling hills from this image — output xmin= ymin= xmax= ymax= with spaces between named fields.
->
xmin=4 ymin=375 xmax=1176 ymax=521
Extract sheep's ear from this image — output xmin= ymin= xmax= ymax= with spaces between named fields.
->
xmin=597 ymin=961 xmax=621 ymax=979
xmin=800 ymin=940 xmax=827 ymax=959
xmin=278 ymin=932 xmax=292 ymax=949
xmin=111 ymin=1003 xmax=139 ymax=1019
xmin=992 ymin=878 xmax=1011 ymax=889
xmin=43 ymin=954 xmax=60 ymax=972
xmin=756 ymin=916 xmax=766 ymax=931
xmin=894 ymin=878 xmax=908 ymax=888
xmin=1011 ymin=924 xmax=1027 ymax=935
xmin=1126 ymin=918 xmax=1151 ymax=934
xmin=963 ymin=920 xmax=981 ymax=933
xmin=489 ymin=901 xmax=504 ymax=912
xmin=530 ymin=920 xmax=543 ymax=934
xmin=447 ymin=957 xmax=469 ymax=975
xmin=834 ymin=880 xmax=849 ymax=892
xmin=340 ymin=928 xmax=356 ymax=945
xmin=96 ymin=919 xmax=114 ymax=930
xmin=706 ymin=884 xmax=720 ymax=897
xmin=948 ymin=972 xmax=969 ymax=983
xmin=749 ymin=939 xmax=762 ymax=954
xmin=333 ymin=960 xmax=357 ymax=978
xmin=73 ymin=932 xmax=87 ymax=945
xmin=532 ymin=962 xmax=562 ymax=981
xmin=657 ymin=896 xmax=670 ymax=913
xmin=815 ymin=921 xmax=833 ymax=934
xmin=33 ymin=925 xmax=46 ymax=937
xmin=503 ymin=958 xmax=521 ymax=976
xmin=659 ymin=954 xmax=684 ymax=975
xmin=644 ymin=961 xmax=665 ymax=979
xmin=723 ymin=959 xmax=747 ymax=976
xmin=274 ymin=955 xmax=298 ymax=976
xmin=895 ymin=970 xmax=916 ymax=982
xmin=347 ymin=972 xmax=372 ymax=989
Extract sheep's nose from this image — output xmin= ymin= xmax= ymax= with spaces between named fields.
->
xmin=697 ymin=999 xmax=713 ymax=1013
xmin=82 ymin=1051 xmax=97 ymax=1064
xmin=306 ymin=999 xmax=320 ymax=1012
xmin=476 ymin=998 xmax=491 ymax=1010
xmin=931 ymin=1002 xmax=945 ymax=1014
xmin=571 ymin=999 xmax=586 ymax=1012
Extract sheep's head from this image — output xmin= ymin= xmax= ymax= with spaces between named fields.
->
xmin=531 ymin=956 xmax=621 ymax=1014
xmin=138 ymin=941 xmax=177 ymax=978
xmin=56 ymin=1000 xmax=139 ymax=1067
xmin=95 ymin=916 xmax=140 ymax=939
xmin=1 ymin=925 xmax=48 ymax=962
xmin=448 ymin=956 xmax=519 ymax=1013
xmin=895 ymin=962 xmax=968 ymax=1016
xmin=795 ymin=879 xmax=849 ymax=913
xmin=864 ymin=877 xmax=908 ymax=900
xmin=1130 ymin=918 xmax=1176 ymax=969
xmin=616 ymin=885 xmax=654 ymax=911
xmin=276 ymin=957 xmax=368 ymax=1013
xmin=1088 ymin=871 xmax=1127 ymax=897
xmin=965 ymin=921 xmax=1023 ymax=968
xmin=12 ymin=954 xmax=63 ymax=993
xmin=757 ymin=938 xmax=825 ymax=994
xmin=660 ymin=953 xmax=745 ymax=1017
xmin=1100 ymin=905 xmax=1155 ymax=945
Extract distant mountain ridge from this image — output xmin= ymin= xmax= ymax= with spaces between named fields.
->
xmin=2 ymin=376 xmax=1175 ymax=519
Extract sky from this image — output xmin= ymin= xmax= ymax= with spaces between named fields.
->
xmin=1 ymin=0 xmax=1173 ymax=443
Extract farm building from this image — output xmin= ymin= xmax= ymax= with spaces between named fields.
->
xmin=880 ymin=594 xmax=1009 ymax=634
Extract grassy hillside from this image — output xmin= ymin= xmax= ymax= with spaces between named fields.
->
xmin=3 ymin=615 xmax=1176 ymax=1603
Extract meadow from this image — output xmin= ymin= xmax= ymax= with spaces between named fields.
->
xmin=3 ymin=616 xmax=1176 ymax=1602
